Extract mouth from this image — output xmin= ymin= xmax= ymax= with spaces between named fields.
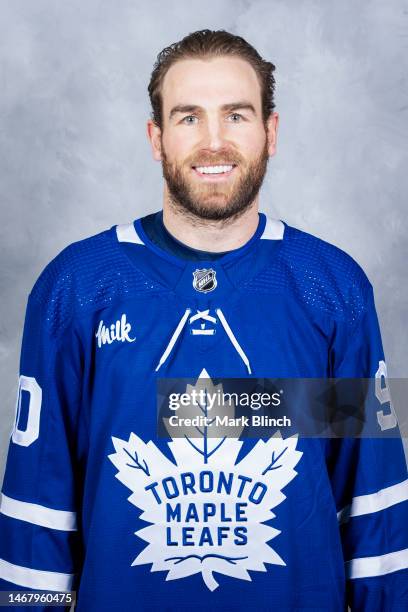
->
xmin=191 ymin=164 xmax=237 ymax=179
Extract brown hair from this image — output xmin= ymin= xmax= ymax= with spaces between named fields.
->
xmin=148 ymin=29 xmax=276 ymax=129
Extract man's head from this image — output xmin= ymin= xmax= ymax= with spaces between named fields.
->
xmin=147 ymin=29 xmax=278 ymax=222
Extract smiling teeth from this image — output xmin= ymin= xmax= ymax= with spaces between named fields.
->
xmin=195 ymin=165 xmax=233 ymax=174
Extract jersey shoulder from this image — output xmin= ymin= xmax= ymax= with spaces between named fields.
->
xmin=28 ymin=224 xmax=163 ymax=337
xmin=283 ymin=223 xmax=373 ymax=326
xmin=252 ymin=220 xmax=374 ymax=329
xmin=282 ymin=222 xmax=371 ymax=286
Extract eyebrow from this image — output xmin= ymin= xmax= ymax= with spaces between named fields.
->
xmin=169 ymin=101 xmax=257 ymax=120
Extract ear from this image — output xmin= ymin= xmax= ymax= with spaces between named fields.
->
xmin=146 ymin=119 xmax=163 ymax=161
xmin=266 ymin=112 xmax=279 ymax=157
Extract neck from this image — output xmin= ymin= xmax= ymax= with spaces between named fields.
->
xmin=162 ymin=190 xmax=260 ymax=253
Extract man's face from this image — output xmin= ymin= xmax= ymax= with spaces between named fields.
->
xmin=149 ymin=56 xmax=278 ymax=221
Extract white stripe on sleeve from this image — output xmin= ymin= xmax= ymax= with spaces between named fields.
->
xmin=0 ymin=493 xmax=77 ymax=531
xmin=337 ymin=478 xmax=408 ymax=524
xmin=0 ymin=558 xmax=74 ymax=591
xmin=346 ymin=547 xmax=408 ymax=579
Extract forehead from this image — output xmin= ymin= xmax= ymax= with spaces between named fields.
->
xmin=161 ymin=56 xmax=262 ymax=113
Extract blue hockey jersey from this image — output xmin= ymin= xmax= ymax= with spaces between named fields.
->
xmin=1 ymin=213 xmax=407 ymax=611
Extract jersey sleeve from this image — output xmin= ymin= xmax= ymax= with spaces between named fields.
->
xmin=0 ymin=274 xmax=84 ymax=610
xmin=327 ymin=282 xmax=408 ymax=610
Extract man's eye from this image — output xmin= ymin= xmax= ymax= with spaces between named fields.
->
xmin=180 ymin=114 xmax=244 ymax=124
xmin=181 ymin=115 xmax=198 ymax=124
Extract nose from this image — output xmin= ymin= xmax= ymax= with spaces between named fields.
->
xmin=200 ymin=115 xmax=227 ymax=151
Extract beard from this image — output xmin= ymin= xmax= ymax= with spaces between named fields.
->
xmin=161 ymin=137 xmax=270 ymax=222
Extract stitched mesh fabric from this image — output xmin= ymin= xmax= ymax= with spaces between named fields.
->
xmin=29 ymin=228 xmax=166 ymax=337
xmin=243 ymin=224 xmax=371 ymax=331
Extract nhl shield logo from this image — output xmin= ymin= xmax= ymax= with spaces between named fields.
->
xmin=192 ymin=268 xmax=217 ymax=293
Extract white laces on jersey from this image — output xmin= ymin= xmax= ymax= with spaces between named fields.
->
xmin=154 ymin=308 xmax=192 ymax=372
xmin=155 ymin=308 xmax=252 ymax=374
xmin=215 ymin=308 xmax=252 ymax=374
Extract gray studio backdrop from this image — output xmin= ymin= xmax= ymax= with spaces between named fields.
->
xmin=1 ymin=0 xmax=407 ymax=481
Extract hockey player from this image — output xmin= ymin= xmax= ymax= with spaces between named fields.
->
xmin=1 ymin=29 xmax=407 ymax=611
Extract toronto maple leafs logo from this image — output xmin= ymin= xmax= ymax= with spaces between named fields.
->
xmin=108 ymin=369 xmax=303 ymax=591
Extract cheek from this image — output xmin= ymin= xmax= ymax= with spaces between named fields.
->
xmin=162 ymin=131 xmax=198 ymax=161
xmin=236 ymin=128 xmax=267 ymax=157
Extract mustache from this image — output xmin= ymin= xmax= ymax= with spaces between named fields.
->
xmin=190 ymin=161 xmax=240 ymax=167
xmin=188 ymin=153 xmax=243 ymax=166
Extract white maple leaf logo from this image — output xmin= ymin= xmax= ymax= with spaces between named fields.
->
xmin=162 ymin=368 xmax=246 ymax=448
xmin=108 ymin=369 xmax=303 ymax=591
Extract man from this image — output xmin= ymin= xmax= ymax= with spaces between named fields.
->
xmin=0 ymin=29 xmax=407 ymax=611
